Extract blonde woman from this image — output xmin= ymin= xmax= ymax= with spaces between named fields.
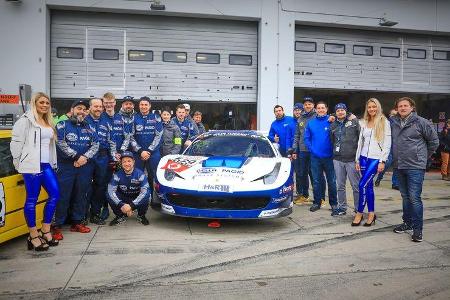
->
xmin=10 ymin=92 xmax=60 ymax=251
xmin=352 ymin=98 xmax=391 ymax=227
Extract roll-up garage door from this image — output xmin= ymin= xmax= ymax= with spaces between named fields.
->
xmin=294 ymin=25 xmax=450 ymax=94
xmin=51 ymin=11 xmax=258 ymax=102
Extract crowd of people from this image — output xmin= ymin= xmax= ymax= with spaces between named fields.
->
xmin=9 ymin=91 xmax=443 ymax=252
xmin=10 ymin=92 xmax=204 ymax=251
xmin=268 ymin=96 xmax=440 ymax=243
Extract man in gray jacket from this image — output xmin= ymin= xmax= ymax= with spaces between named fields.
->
xmin=330 ymin=103 xmax=360 ymax=215
xmin=391 ymin=97 xmax=439 ymax=243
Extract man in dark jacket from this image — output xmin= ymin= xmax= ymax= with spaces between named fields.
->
xmin=330 ymin=103 xmax=360 ymax=215
xmin=439 ymin=119 xmax=450 ymax=181
xmin=391 ymin=97 xmax=439 ymax=242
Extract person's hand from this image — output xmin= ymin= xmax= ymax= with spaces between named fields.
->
xmin=292 ymin=153 xmax=297 ymax=160
xmin=274 ymin=134 xmax=279 ymax=143
xmin=77 ymin=155 xmax=87 ymax=167
xmin=355 ymin=162 xmax=361 ymax=172
xmin=141 ymin=151 xmax=150 ymax=160
xmin=348 ymin=114 xmax=356 ymax=120
xmin=74 ymin=161 xmax=80 ymax=168
xmin=184 ymin=140 xmax=192 ymax=147
xmin=328 ymin=115 xmax=336 ymax=123
xmin=115 ymin=153 xmax=121 ymax=161
xmin=377 ymin=162 xmax=385 ymax=173
xmin=121 ymin=204 xmax=132 ymax=215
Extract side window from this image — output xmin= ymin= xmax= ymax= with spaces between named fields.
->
xmin=295 ymin=41 xmax=317 ymax=52
xmin=163 ymin=51 xmax=187 ymax=63
xmin=324 ymin=43 xmax=345 ymax=54
xmin=380 ymin=47 xmax=400 ymax=58
xmin=128 ymin=50 xmax=153 ymax=61
xmin=57 ymin=47 xmax=84 ymax=59
xmin=0 ymin=137 xmax=17 ymax=177
xmin=93 ymin=48 xmax=120 ymax=60
xmin=407 ymin=49 xmax=426 ymax=59
xmin=433 ymin=50 xmax=450 ymax=60
xmin=229 ymin=54 xmax=252 ymax=66
xmin=353 ymin=45 xmax=373 ymax=56
xmin=196 ymin=53 xmax=220 ymax=64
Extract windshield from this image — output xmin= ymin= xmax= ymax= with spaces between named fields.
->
xmin=185 ymin=135 xmax=275 ymax=158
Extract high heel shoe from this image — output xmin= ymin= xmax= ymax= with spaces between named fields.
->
xmin=27 ymin=235 xmax=49 ymax=251
xmin=351 ymin=214 xmax=364 ymax=226
xmin=40 ymin=230 xmax=59 ymax=246
xmin=363 ymin=214 xmax=377 ymax=227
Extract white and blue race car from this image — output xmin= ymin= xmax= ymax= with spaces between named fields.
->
xmin=154 ymin=130 xmax=294 ymax=219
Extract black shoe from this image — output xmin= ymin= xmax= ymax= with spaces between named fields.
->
xmin=331 ymin=209 xmax=343 ymax=216
xmin=100 ymin=207 xmax=110 ymax=221
xmin=393 ymin=223 xmax=412 ymax=233
xmin=90 ymin=214 xmax=106 ymax=225
xmin=81 ymin=218 xmax=89 ymax=226
xmin=27 ymin=235 xmax=49 ymax=251
xmin=411 ymin=230 xmax=423 ymax=242
xmin=374 ymin=178 xmax=381 ymax=187
xmin=309 ymin=204 xmax=320 ymax=212
xmin=137 ymin=214 xmax=149 ymax=226
xmin=392 ymin=185 xmax=399 ymax=190
xmin=39 ymin=230 xmax=59 ymax=247
xmin=363 ymin=214 xmax=377 ymax=227
xmin=351 ymin=213 xmax=364 ymax=226
xmin=109 ymin=215 xmax=127 ymax=226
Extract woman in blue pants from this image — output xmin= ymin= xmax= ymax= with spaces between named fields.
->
xmin=352 ymin=98 xmax=391 ymax=226
xmin=10 ymin=92 xmax=60 ymax=251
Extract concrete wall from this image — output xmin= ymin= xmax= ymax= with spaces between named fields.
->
xmin=1 ymin=0 xmax=448 ymax=129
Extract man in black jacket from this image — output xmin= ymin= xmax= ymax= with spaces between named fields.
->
xmin=391 ymin=97 xmax=439 ymax=242
xmin=330 ymin=103 xmax=361 ymax=215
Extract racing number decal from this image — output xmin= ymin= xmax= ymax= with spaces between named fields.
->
xmin=0 ymin=183 xmax=5 ymax=227
xmin=161 ymin=157 xmax=201 ymax=172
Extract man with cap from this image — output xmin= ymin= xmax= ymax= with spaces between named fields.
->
xmin=183 ymin=103 xmax=199 ymax=133
xmin=110 ymin=96 xmax=135 ymax=159
xmin=291 ymin=96 xmax=326 ymax=205
xmin=171 ymin=104 xmax=198 ymax=152
xmin=293 ymin=103 xmax=303 ymax=122
xmin=107 ymin=151 xmax=150 ymax=226
xmin=330 ymin=103 xmax=361 ymax=215
xmin=131 ymin=96 xmax=163 ymax=191
xmin=53 ymin=100 xmax=99 ymax=239
xmin=268 ymin=105 xmax=296 ymax=157
xmin=85 ymin=98 xmax=117 ymax=225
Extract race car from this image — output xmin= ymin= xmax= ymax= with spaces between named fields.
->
xmin=154 ymin=130 xmax=294 ymax=219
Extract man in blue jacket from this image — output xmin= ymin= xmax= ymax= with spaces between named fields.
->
xmin=107 ymin=151 xmax=150 ymax=226
xmin=110 ymin=96 xmax=135 ymax=158
xmin=131 ymin=96 xmax=163 ymax=190
xmin=268 ymin=105 xmax=296 ymax=157
xmin=171 ymin=104 xmax=198 ymax=153
xmin=54 ymin=100 xmax=99 ymax=238
xmin=85 ymin=98 xmax=116 ymax=225
xmin=304 ymin=101 xmax=338 ymax=214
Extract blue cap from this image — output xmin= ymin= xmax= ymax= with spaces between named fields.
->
xmin=293 ymin=103 xmax=304 ymax=110
xmin=303 ymin=96 xmax=314 ymax=103
xmin=71 ymin=99 xmax=90 ymax=109
xmin=120 ymin=151 xmax=135 ymax=160
xmin=335 ymin=103 xmax=347 ymax=112
xmin=122 ymin=96 xmax=134 ymax=104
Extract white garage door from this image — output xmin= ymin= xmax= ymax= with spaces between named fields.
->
xmin=294 ymin=25 xmax=450 ymax=94
xmin=51 ymin=11 xmax=258 ymax=102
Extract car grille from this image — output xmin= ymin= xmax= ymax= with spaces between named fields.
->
xmin=166 ymin=194 xmax=271 ymax=210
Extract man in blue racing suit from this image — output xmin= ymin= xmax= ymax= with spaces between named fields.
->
xmin=107 ymin=151 xmax=151 ymax=226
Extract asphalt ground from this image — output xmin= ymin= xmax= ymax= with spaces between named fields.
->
xmin=0 ymin=172 xmax=449 ymax=300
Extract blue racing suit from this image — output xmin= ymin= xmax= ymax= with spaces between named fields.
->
xmin=171 ymin=117 xmax=198 ymax=153
xmin=107 ymin=168 xmax=150 ymax=217
xmin=110 ymin=109 xmax=135 ymax=154
xmin=131 ymin=112 xmax=163 ymax=188
xmin=54 ymin=118 xmax=99 ymax=225
xmin=85 ymin=114 xmax=116 ymax=217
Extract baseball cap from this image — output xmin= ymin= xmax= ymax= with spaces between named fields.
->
xmin=293 ymin=103 xmax=304 ymax=110
xmin=122 ymin=96 xmax=134 ymax=104
xmin=303 ymin=96 xmax=314 ymax=104
xmin=71 ymin=100 xmax=90 ymax=109
xmin=120 ymin=151 xmax=135 ymax=160
xmin=183 ymin=103 xmax=191 ymax=110
xmin=334 ymin=103 xmax=348 ymax=112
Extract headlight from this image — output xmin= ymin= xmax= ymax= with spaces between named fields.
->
xmin=263 ymin=162 xmax=281 ymax=184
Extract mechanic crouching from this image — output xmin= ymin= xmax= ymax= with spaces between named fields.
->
xmin=53 ymin=100 xmax=99 ymax=240
xmin=107 ymin=151 xmax=150 ymax=226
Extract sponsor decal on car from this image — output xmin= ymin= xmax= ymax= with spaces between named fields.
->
xmin=279 ymin=184 xmax=294 ymax=195
xmin=198 ymin=184 xmax=232 ymax=193
xmin=197 ymin=168 xmax=217 ymax=174
xmin=221 ymin=169 xmax=244 ymax=175
xmin=272 ymin=195 xmax=288 ymax=203
xmin=161 ymin=156 xmax=204 ymax=172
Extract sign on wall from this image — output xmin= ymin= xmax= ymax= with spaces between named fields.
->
xmin=0 ymin=95 xmax=19 ymax=104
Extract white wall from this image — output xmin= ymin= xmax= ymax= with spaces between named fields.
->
xmin=1 ymin=0 xmax=449 ymax=128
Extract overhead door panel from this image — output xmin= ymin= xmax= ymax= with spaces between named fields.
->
xmin=294 ymin=25 xmax=450 ymax=94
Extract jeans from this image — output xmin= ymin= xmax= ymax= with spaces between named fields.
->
xmin=23 ymin=163 xmax=60 ymax=227
xmin=357 ymin=156 xmax=378 ymax=213
xmin=333 ymin=160 xmax=360 ymax=211
xmin=310 ymin=155 xmax=337 ymax=208
xmin=376 ymin=152 xmax=398 ymax=187
xmin=396 ymin=168 xmax=425 ymax=231
xmin=296 ymin=151 xmax=325 ymax=198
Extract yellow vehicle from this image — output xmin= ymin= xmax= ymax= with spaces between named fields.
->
xmin=0 ymin=129 xmax=48 ymax=244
